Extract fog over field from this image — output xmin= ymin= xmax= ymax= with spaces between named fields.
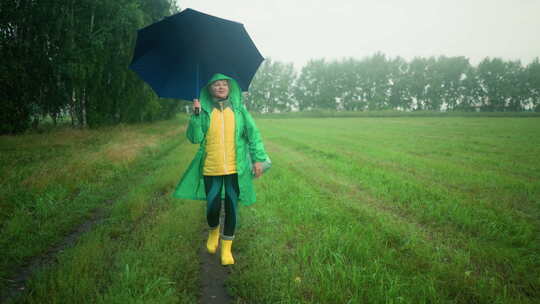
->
xmin=180 ymin=0 xmax=540 ymax=68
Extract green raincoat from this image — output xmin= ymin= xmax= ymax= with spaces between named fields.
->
xmin=172 ymin=73 xmax=268 ymax=205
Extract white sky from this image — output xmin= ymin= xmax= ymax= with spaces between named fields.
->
xmin=177 ymin=0 xmax=540 ymax=69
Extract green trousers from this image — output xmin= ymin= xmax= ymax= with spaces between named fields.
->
xmin=203 ymin=174 xmax=239 ymax=240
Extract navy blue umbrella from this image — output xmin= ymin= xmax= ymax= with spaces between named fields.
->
xmin=129 ymin=8 xmax=264 ymax=101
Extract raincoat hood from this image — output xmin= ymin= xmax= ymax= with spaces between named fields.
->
xmin=199 ymin=73 xmax=242 ymax=113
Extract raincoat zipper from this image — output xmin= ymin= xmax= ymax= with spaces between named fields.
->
xmin=220 ymin=102 xmax=227 ymax=173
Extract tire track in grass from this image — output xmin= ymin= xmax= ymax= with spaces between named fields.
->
xmin=2 ymin=190 xmax=170 ymax=304
xmin=16 ymin=148 xmax=200 ymax=303
xmin=265 ymin=139 xmax=460 ymax=243
xmin=265 ymin=119 xmax=540 ymax=215
xmin=228 ymin=143 xmax=457 ymax=303
xmin=265 ymin=139 xmax=538 ymax=302
xmin=0 ymin=121 xmax=187 ymax=279
xmin=267 ymin=130 xmax=538 ymax=250
xmin=1 ymin=138 xmax=186 ymax=303
xmin=13 ymin=129 xmax=231 ymax=303
xmin=0 ymin=198 xmax=114 ymax=302
xmin=82 ymin=143 xmax=203 ymax=304
xmin=263 ymin=117 xmax=540 ymax=181
xmin=277 ymin=143 xmax=464 ymax=302
xmin=24 ymin=190 xmax=179 ymax=304
xmin=265 ymin=139 xmax=447 ymax=242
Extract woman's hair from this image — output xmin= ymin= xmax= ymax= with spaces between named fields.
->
xmin=210 ymin=79 xmax=230 ymax=88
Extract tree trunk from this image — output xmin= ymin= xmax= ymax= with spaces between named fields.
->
xmin=81 ymin=87 xmax=87 ymax=128
xmin=70 ymin=88 xmax=77 ymax=127
xmin=51 ymin=113 xmax=58 ymax=126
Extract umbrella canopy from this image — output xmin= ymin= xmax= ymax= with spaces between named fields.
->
xmin=129 ymin=8 xmax=264 ymax=101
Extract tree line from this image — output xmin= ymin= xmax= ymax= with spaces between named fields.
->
xmin=1 ymin=0 xmax=183 ymax=134
xmin=245 ymin=54 xmax=540 ymax=113
xmin=3 ymin=1 xmax=539 ymax=135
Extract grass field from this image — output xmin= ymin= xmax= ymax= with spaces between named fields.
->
xmin=1 ymin=115 xmax=539 ymax=303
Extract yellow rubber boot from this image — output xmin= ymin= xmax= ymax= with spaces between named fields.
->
xmin=206 ymin=226 xmax=220 ymax=254
xmin=220 ymin=240 xmax=235 ymax=265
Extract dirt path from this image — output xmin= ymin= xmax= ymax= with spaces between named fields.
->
xmin=2 ymin=194 xmax=234 ymax=304
xmin=199 ymin=244 xmax=233 ymax=304
xmin=198 ymin=203 xmax=233 ymax=304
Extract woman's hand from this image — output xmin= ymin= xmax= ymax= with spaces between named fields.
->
xmin=193 ymin=99 xmax=201 ymax=114
xmin=253 ymin=162 xmax=263 ymax=178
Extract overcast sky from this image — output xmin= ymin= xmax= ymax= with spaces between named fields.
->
xmin=177 ymin=0 xmax=540 ymax=69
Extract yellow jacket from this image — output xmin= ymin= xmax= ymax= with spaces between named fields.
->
xmin=203 ymin=100 xmax=237 ymax=175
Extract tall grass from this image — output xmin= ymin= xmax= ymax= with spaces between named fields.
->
xmin=18 ymin=138 xmax=203 ymax=303
xmin=253 ymin=110 xmax=540 ymax=119
xmin=0 ymin=116 xmax=204 ymax=302
xmin=2 ymin=115 xmax=539 ymax=303
xmin=228 ymin=117 xmax=540 ymax=303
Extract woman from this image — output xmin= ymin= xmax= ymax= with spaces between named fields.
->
xmin=173 ymin=73 xmax=268 ymax=266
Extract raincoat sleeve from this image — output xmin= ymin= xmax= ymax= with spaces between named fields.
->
xmin=243 ymin=109 xmax=267 ymax=162
xmin=186 ymin=114 xmax=204 ymax=144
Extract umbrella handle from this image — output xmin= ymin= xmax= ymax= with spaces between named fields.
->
xmin=194 ymin=63 xmax=200 ymax=116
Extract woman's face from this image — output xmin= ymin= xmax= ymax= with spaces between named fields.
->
xmin=210 ymin=80 xmax=229 ymax=99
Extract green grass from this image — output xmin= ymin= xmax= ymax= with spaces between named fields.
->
xmin=253 ymin=109 xmax=540 ymax=119
xmin=1 ymin=117 xmax=203 ymax=302
xmin=229 ymin=117 xmax=540 ymax=303
xmin=18 ymin=142 xmax=203 ymax=303
xmin=1 ymin=115 xmax=539 ymax=303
